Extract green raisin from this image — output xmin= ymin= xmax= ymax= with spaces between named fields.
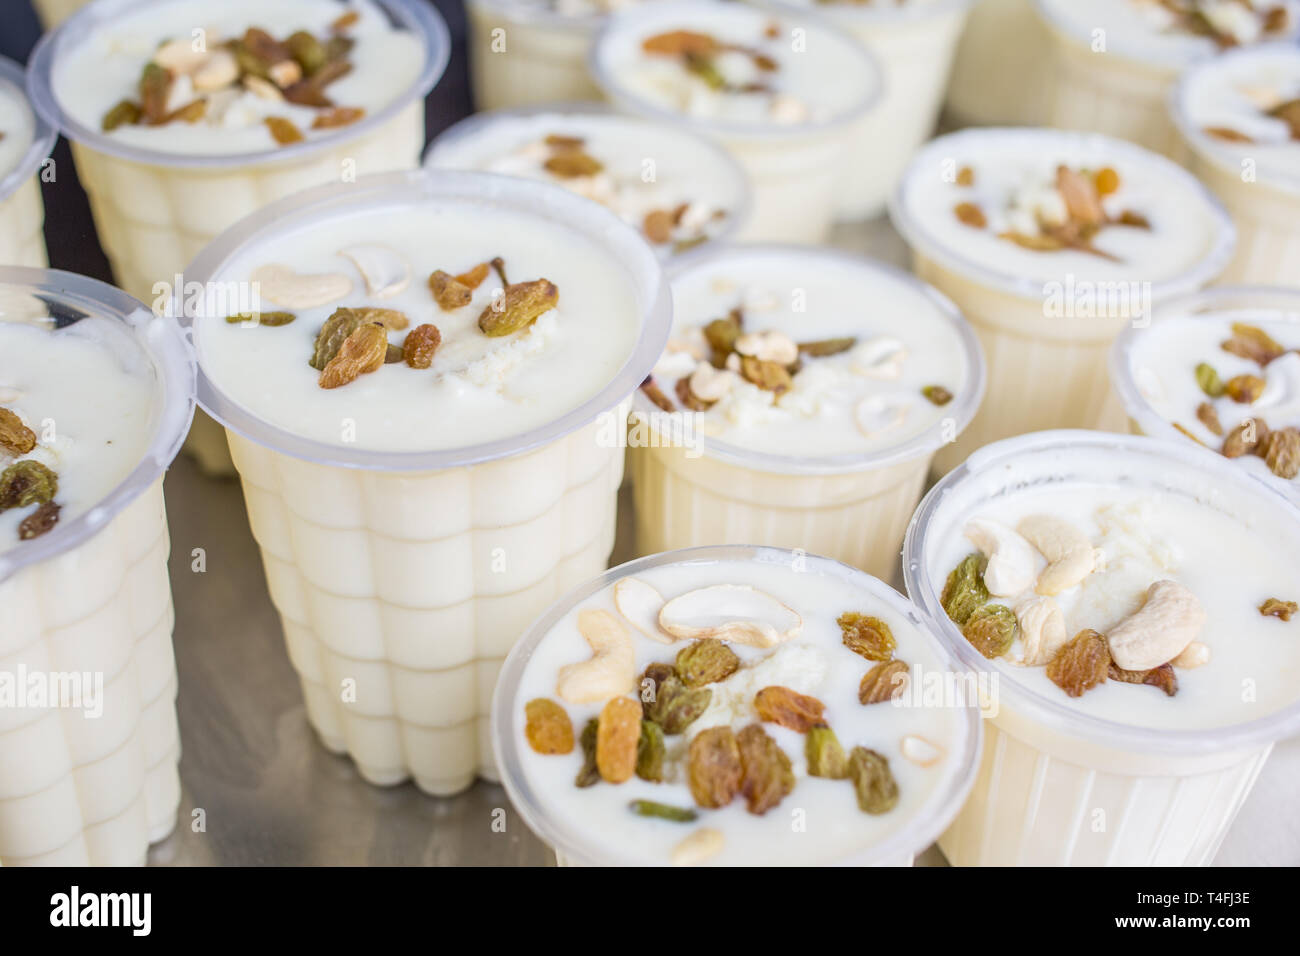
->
xmin=797 ymin=337 xmax=856 ymax=357
xmin=675 ymin=638 xmax=740 ymax=687
xmin=837 ymin=612 xmax=896 ymax=662
xmin=703 ymin=314 xmax=741 ymax=367
xmin=0 ymin=460 xmax=58 ymax=512
xmin=629 ymin=800 xmax=697 ymax=823
xmin=309 ymin=308 xmax=371 ymax=370
xmin=961 ymin=604 xmax=1018 ymax=659
xmin=225 ymin=311 xmax=295 ymax=326
xmin=646 ymin=675 xmax=712 ymax=735
xmin=1195 ymin=361 xmax=1226 ymax=398
xmin=574 ymin=718 xmax=600 ymax=788
xmin=102 ymin=99 xmax=141 ymax=131
xmin=940 ymin=553 xmax=990 ymax=626
xmin=848 ymin=746 xmax=899 ymax=815
xmin=922 ymin=384 xmax=954 ymax=406
xmin=805 ymin=725 xmax=848 ymax=779
xmin=478 ymin=279 xmax=558 ymax=337
xmin=285 ymin=30 xmax=327 ymax=75
xmin=635 ymin=720 xmax=665 ymax=782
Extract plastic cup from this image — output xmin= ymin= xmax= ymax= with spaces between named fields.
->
xmin=903 ymin=429 xmax=1300 ymax=866
xmin=889 ymin=127 xmax=1236 ymax=475
xmin=0 ymin=266 xmax=195 ymax=866
xmin=0 ymin=57 xmax=58 ymax=269
xmin=1111 ymin=284 xmax=1300 ymax=507
xmin=768 ymin=0 xmax=975 ymax=221
xmin=945 ymin=0 xmax=1052 ymax=127
xmin=464 ymin=0 xmax=608 ymax=112
xmin=1170 ymin=45 xmax=1300 ymax=288
xmin=179 ymin=169 xmax=671 ymax=796
xmin=588 ymin=1 xmax=882 ymax=245
xmin=31 ymin=0 xmax=92 ymax=28
xmin=492 ymin=544 xmax=983 ymax=867
xmin=628 ymin=243 xmax=985 ymax=583
xmin=424 ymin=101 xmax=753 ymax=259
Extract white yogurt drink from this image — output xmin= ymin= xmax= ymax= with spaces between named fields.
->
xmin=905 ymin=430 xmax=1300 ymax=866
xmin=425 ymin=104 xmax=750 ymax=259
xmin=629 ymin=243 xmax=984 ymax=583
xmin=493 ymin=545 xmax=981 ymax=866
xmin=182 ymin=170 xmax=670 ymax=796
xmin=769 ymin=0 xmax=975 ymax=221
xmin=1036 ymin=0 xmax=1300 ymax=161
xmin=890 ymin=127 xmax=1235 ymax=474
xmin=945 ymin=0 xmax=1052 ymax=126
xmin=0 ymin=57 xmax=58 ymax=269
xmin=1113 ymin=286 xmax=1300 ymax=505
xmin=590 ymin=1 xmax=881 ymax=244
xmin=1172 ymin=44 xmax=1300 ymax=286
xmin=0 ymin=267 xmax=194 ymax=866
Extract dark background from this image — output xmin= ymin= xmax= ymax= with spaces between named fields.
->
xmin=0 ymin=0 xmax=472 ymax=282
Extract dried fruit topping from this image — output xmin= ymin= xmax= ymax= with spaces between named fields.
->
xmin=312 ymin=106 xmax=365 ymax=129
xmin=954 ymin=202 xmax=987 ymax=229
xmin=1046 ymin=629 xmax=1110 ymax=698
xmin=956 ymin=165 xmax=975 ymax=186
xmin=224 ymin=310 xmax=296 ymax=326
xmin=675 ymin=638 xmax=740 ymax=687
xmin=1264 ymin=427 xmax=1300 ymax=479
xmin=643 ymin=30 xmax=721 ymax=56
xmin=575 ymin=718 xmax=600 ymax=788
xmin=384 ymin=343 xmax=404 ymax=364
xmin=1115 ymin=210 xmax=1151 ymax=229
xmin=737 ymin=724 xmax=795 ymax=816
xmin=1270 ymin=99 xmax=1300 ymax=139
xmin=797 ymin=337 xmax=856 ymax=357
xmin=1222 ymin=417 xmax=1268 ymax=458
xmin=1056 ymin=165 xmax=1106 ymax=226
xmin=1196 ymin=401 xmax=1224 ymax=436
xmin=858 ymin=659 xmax=911 ymax=705
xmin=1259 ymin=598 xmax=1298 ymax=621
xmin=478 ymin=279 xmax=559 ymax=337
xmin=940 ymin=553 xmax=990 ymax=626
xmin=645 ymin=675 xmax=711 ymax=735
xmin=1094 ymin=166 xmax=1120 ymax=195
xmin=739 ymin=355 xmax=793 ymax=395
xmin=309 ymin=307 xmax=408 ymax=370
xmin=961 ymin=604 xmax=1018 ymax=660
xmin=318 ymin=322 xmax=387 ymax=389
xmin=922 ymin=384 xmax=953 ymax=406
xmin=1108 ymin=661 xmax=1179 ymax=697
xmin=138 ymin=62 xmax=173 ymax=125
xmin=0 ymin=460 xmax=58 ymax=511
xmin=1223 ymin=322 xmax=1286 ymax=366
xmin=805 ymin=725 xmax=849 ymax=779
xmin=703 ymin=311 xmax=742 ymax=367
xmin=687 ymin=726 xmax=743 ymax=809
xmin=18 ymin=500 xmax=60 ymax=540
xmin=848 ymin=747 xmax=899 ymax=815
xmin=102 ymin=99 xmax=141 ymax=131
xmin=428 ymin=270 xmax=473 ymax=310
xmin=636 ymin=720 xmax=666 ymax=782
xmin=456 ymin=262 xmax=491 ymax=290
xmin=1195 ymin=361 xmax=1225 ymax=398
xmin=524 ymin=698 xmax=574 ymax=755
xmin=640 ymin=377 xmax=676 ymax=413
xmin=545 ymin=133 xmax=585 ymax=150
xmin=643 ymin=209 xmax=674 ymax=244
xmin=674 ymin=376 xmax=714 ymax=412
xmin=544 ymin=150 xmax=604 ymax=179
xmin=638 ymin=661 xmax=675 ymax=710
xmin=265 ymin=116 xmax=304 ymax=145
xmin=1204 ymin=126 xmax=1254 ymax=143
xmin=399 ymin=323 xmax=441 ymax=369
xmin=629 ymin=799 xmax=697 ymax=823
xmin=754 ymin=685 xmax=826 ymax=733
xmin=838 ymin=611 xmax=896 ymax=662
xmin=0 ymin=408 xmax=36 ymax=456
xmin=331 ymin=9 xmax=361 ymax=32
xmin=1224 ymin=374 xmax=1266 ymax=404
xmin=595 ymin=697 xmax=642 ymax=784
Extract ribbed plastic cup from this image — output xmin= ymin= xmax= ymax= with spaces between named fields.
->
xmin=492 ymin=544 xmax=983 ymax=866
xmin=0 ymin=56 xmax=58 ymax=269
xmin=628 ymin=242 xmax=985 ymax=583
xmin=0 ymin=266 xmax=195 ymax=866
xmin=945 ymin=0 xmax=1052 ymax=127
xmin=178 ymin=168 xmax=671 ymax=796
xmin=903 ymin=429 xmax=1300 ymax=866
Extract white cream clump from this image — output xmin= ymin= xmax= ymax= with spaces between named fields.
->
xmin=689 ymin=642 xmax=829 ymax=738
xmin=461 ymin=310 xmax=559 ymax=392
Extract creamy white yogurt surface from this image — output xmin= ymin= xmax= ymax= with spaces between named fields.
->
xmin=511 ymin=555 xmax=968 ymax=865
xmin=594 ymin=2 xmax=876 ymax=128
xmin=933 ymin=486 xmax=1300 ymax=731
xmin=52 ymin=0 xmax=424 ymax=156
xmin=428 ymin=111 xmax=744 ymax=253
xmin=196 ymin=195 xmax=642 ymax=452
xmin=646 ymin=248 xmax=971 ymax=459
xmin=0 ymin=72 xmax=36 ymax=183
xmin=0 ymin=319 xmax=156 ymax=554
xmin=897 ymin=130 xmax=1229 ymax=286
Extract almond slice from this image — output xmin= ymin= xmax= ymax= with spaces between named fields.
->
xmin=658 ymin=584 xmax=801 ymax=648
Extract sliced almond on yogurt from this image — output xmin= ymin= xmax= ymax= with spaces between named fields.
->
xmin=251 ymin=263 xmax=352 ymax=308
xmin=900 ymin=735 xmax=944 ymax=768
xmin=340 ymin=244 xmax=411 ymax=298
xmin=658 ymin=585 xmax=801 ymax=648
xmin=613 ymin=577 xmax=674 ymax=644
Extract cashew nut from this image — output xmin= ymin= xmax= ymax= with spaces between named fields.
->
xmin=851 ymin=337 xmax=907 ymax=380
xmin=1013 ymin=596 xmax=1068 ymax=665
xmin=268 ymin=59 xmax=303 ymax=89
xmin=1106 ymin=580 xmax=1206 ymax=671
xmin=251 ymin=264 xmax=352 ymax=309
xmin=964 ymin=518 xmax=1038 ymax=596
xmin=243 ymin=75 xmax=284 ymax=101
xmin=900 ymin=735 xmax=945 ymax=767
xmin=658 ymin=584 xmax=801 ymax=648
xmin=340 ymin=244 xmax=411 ymax=299
xmin=613 ymin=577 xmax=674 ymax=644
xmin=1017 ymin=514 xmax=1097 ymax=596
xmin=154 ymin=39 xmax=211 ymax=74
xmin=556 ymin=609 xmax=636 ymax=704
xmin=1171 ymin=641 xmax=1211 ymax=669
xmin=672 ymin=827 xmax=724 ymax=866
xmin=734 ymin=329 xmax=798 ymax=366
xmin=192 ymin=49 xmax=239 ymax=92
xmin=688 ymin=362 xmax=738 ymax=402
xmin=855 ymin=394 xmax=909 ymax=438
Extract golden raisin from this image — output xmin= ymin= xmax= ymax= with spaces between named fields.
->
xmin=858 ymin=660 xmax=910 ymax=705
xmin=0 ymin=408 xmax=36 ymax=456
xmin=1222 ymin=322 xmax=1286 ymax=366
xmin=524 ymin=698 xmax=574 ymax=755
xmin=754 ymin=685 xmax=826 ymax=732
xmin=265 ymin=116 xmax=304 ymax=146
xmin=736 ymin=724 xmax=794 ymax=816
xmin=1046 ymin=629 xmax=1110 ymax=698
xmin=1259 ymin=597 xmax=1298 ymax=621
xmin=595 ymin=697 xmax=641 ymax=784
xmin=543 ymin=151 xmax=603 ymax=179
xmin=18 ymin=501 xmax=60 ymax=540
xmin=643 ymin=209 xmax=674 ymax=244
xmin=478 ymin=279 xmax=559 ymax=337
xmin=1263 ymin=427 xmax=1300 ymax=479
xmin=402 ymin=324 xmax=441 ymax=369
xmin=311 ymin=106 xmax=365 ymax=129
xmin=675 ymin=639 xmax=740 ymax=687
xmin=1224 ymin=374 xmax=1266 ymax=404
xmin=1108 ymin=661 xmax=1178 ymax=697
xmin=318 ymin=323 xmax=387 ymax=389
xmin=1094 ymin=166 xmax=1120 ymax=196
xmin=961 ymin=604 xmax=1018 ymax=659
xmin=954 ymin=202 xmax=986 ymax=229
xmin=1222 ymin=417 xmax=1268 ymax=458
xmin=838 ymin=612 xmax=896 ymax=662
xmin=429 ymin=270 xmax=473 ymax=310
xmin=687 ymin=726 xmax=742 ymax=809
xmin=1196 ymin=402 xmax=1223 ymax=436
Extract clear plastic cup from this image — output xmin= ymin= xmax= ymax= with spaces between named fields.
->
xmin=0 ymin=266 xmax=195 ymax=866
xmin=945 ymin=0 xmax=1052 ymax=127
xmin=889 ymin=127 xmax=1236 ymax=475
xmin=423 ymin=101 xmax=753 ymax=259
xmin=1170 ymin=45 xmax=1300 ymax=288
xmin=0 ymin=57 xmax=58 ymax=269
xmin=629 ymin=243 xmax=985 ymax=584
xmin=492 ymin=544 xmax=984 ymax=867
xmin=179 ymin=169 xmax=671 ymax=796
xmin=903 ymin=429 xmax=1300 ymax=866
xmin=767 ymin=0 xmax=975 ymax=221
xmin=588 ymin=1 xmax=882 ymax=245
xmin=31 ymin=0 xmax=92 ymax=28
xmin=1111 ymin=284 xmax=1300 ymax=507
xmin=465 ymin=0 xmax=608 ymax=112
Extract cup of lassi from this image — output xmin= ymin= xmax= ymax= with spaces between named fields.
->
xmin=0 ymin=56 xmax=58 ymax=269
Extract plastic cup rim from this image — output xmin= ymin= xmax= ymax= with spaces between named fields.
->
xmin=0 ymin=56 xmax=59 ymax=205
